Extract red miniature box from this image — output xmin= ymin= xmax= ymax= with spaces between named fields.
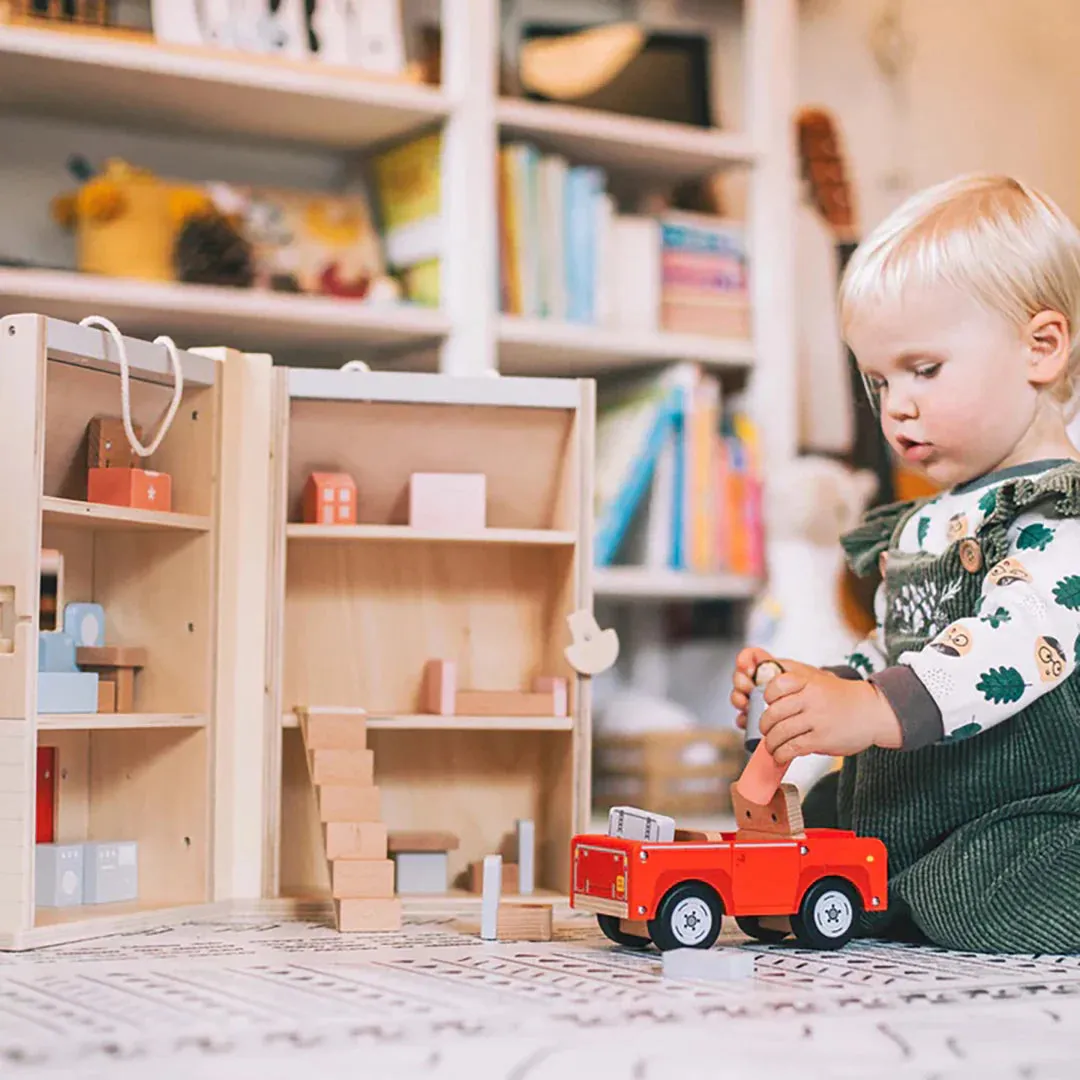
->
xmin=88 ymin=467 xmax=172 ymax=512
xmin=303 ymin=472 xmax=357 ymax=525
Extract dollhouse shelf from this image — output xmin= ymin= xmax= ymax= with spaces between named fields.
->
xmin=0 ymin=270 xmax=450 ymax=359
xmin=0 ymin=25 xmax=450 ymax=150
xmin=592 ymin=567 xmax=762 ymax=601
xmin=281 ymin=713 xmax=573 ymax=732
xmin=285 ymin=523 xmax=577 ymax=546
xmin=37 ymin=713 xmax=208 ymax=731
xmin=497 ymin=316 xmax=755 ymax=376
xmin=497 ymin=98 xmax=757 ymax=180
xmin=42 ymin=497 xmax=211 ymax=533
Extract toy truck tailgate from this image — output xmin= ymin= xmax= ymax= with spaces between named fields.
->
xmin=572 ymin=838 xmax=630 ymax=918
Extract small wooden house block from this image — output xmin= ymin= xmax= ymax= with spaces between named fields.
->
xmin=302 ymin=472 xmax=357 ymax=525
xmin=495 ymin=903 xmax=553 ymax=942
xmin=408 ymin=472 xmax=486 ymax=531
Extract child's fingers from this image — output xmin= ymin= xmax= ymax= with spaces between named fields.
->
xmin=730 ymin=687 xmax=750 ymax=711
xmin=758 ymin=693 xmax=803 ymax=736
xmin=764 ymin=715 xmax=815 ymax=760
xmin=733 ymin=709 xmax=747 ymax=730
xmin=732 ymin=669 xmax=756 ymax=696
xmin=763 ymin=669 xmax=808 ymax=705
xmin=735 ymin=646 xmax=775 ymax=677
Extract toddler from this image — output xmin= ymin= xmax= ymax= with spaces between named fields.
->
xmin=731 ymin=174 xmax=1080 ymax=953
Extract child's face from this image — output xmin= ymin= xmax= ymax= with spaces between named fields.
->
xmin=845 ymin=284 xmax=1040 ymax=487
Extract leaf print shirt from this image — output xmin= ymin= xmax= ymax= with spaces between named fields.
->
xmin=838 ymin=459 xmax=1080 ymax=747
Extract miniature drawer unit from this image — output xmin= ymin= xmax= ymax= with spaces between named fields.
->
xmin=0 ymin=313 xmax=246 ymax=949
xmin=266 ymin=368 xmax=595 ymax=907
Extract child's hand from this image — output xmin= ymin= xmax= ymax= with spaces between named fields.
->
xmin=758 ymin=660 xmax=903 ymax=762
xmin=729 ymin=646 xmax=777 ymax=730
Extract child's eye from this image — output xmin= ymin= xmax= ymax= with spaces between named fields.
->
xmin=865 ymin=374 xmax=887 ymax=392
xmin=914 ymin=363 xmax=941 ymax=379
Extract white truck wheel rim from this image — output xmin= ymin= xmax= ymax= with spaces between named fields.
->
xmin=813 ymin=889 xmax=854 ymax=937
xmin=670 ymin=897 xmax=713 ymax=946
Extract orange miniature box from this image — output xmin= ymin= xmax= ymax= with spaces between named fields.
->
xmin=303 ymin=472 xmax=357 ymax=525
xmin=87 ymin=467 xmax=172 ymax=512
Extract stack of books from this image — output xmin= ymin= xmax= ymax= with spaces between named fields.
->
xmin=497 ymin=141 xmax=750 ymax=340
xmin=594 ymin=363 xmax=765 ymax=575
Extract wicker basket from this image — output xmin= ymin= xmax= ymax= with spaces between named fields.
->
xmin=592 ymin=728 xmax=745 ymax=818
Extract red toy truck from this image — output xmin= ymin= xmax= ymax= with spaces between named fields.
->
xmin=570 ymin=828 xmax=887 ymax=951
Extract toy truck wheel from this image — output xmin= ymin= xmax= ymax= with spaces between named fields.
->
xmin=647 ymin=881 xmax=723 ymax=951
xmin=735 ymin=916 xmax=790 ymax=944
xmin=597 ymin=914 xmax=652 ymax=950
xmin=791 ymin=877 xmax=861 ymax=950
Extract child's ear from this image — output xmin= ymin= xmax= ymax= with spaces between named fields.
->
xmin=1025 ymin=309 xmax=1070 ymax=386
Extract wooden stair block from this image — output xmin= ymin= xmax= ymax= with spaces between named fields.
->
xmin=334 ymin=898 xmax=402 ymax=932
xmin=309 ymin=748 xmax=374 ymax=785
xmin=318 ymin=784 xmax=381 ymax=823
xmin=331 ymin=858 xmax=395 ymax=899
xmin=324 ymin=821 xmax=387 ymax=860
xmin=297 ymin=707 xmax=368 ymax=750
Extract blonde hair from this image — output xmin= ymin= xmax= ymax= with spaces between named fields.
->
xmin=839 ymin=173 xmax=1080 ymax=410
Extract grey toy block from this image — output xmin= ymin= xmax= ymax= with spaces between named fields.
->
xmin=35 ymin=843 xmax=84 ymax=907
xmin=83 ymin=841 xmax=138 ymax=904
xmin=393 ymin=851 xmax=448 ymax=894
xmin=662 ymin=947 xmax=755 ymax=982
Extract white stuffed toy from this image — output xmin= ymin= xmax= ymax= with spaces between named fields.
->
xmin=746 ymin=456 xmax=878 ymax=793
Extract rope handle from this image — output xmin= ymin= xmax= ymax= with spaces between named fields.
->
xmin=79 ymin=315 xmax=184 ymax=459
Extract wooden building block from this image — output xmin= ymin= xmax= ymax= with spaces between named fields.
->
xmin=455 ymin=690 xmax=559 ymax=717
xmin=331 ymin=858 xmax=395 ymax=899
xmin=88 ymin=467 xmax=172 ymax=512
xmin=324 ymin=821 xmax=387 ymax=860
xmin=75 ymin=645 xmax=147 ymax=668
xmin=334 ymin=898 xmax=402 ymax=932
xmin=730 ymin=782 xmax=805 ymax=840
xmin=318 ymin=784 xmax=381 ymax=823
xmin=297 ymin=708 xmax=367 ymax=749
xmin=421 ymin=659 xmax=456 ymax=715
xmin=96 ymin=679 xmax=116 ymax=713
xmin=302 ymin=471 xmax=357 ymax=525
xmin=308 ymin=748 xmax=374 ymax=785
xmin=495 ymin=903 xmax=553 ymax=942
xmin=87 ymin=415 xmax=141 ymax=470
xmin=469 ymin=859 xmax=519 ymax=895
xmin=408 ymin=472 xmax=486 ymax=531
xmin=387 ymin=830 xmax=459 ymax=854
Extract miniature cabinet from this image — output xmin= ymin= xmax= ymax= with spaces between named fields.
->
xmin=0 ymin=314 xmax=267 ymax=949
xmin=265 ymin=368 xmax=595 ymax=904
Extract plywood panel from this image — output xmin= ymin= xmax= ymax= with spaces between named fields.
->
xmin=283 ymin=542 xmax=575 ymax=714
xmin=279 ymin=728 xmax=567 ymax=898
xmin=91 ymin=532 xmax=213 ymax=715
xmin=87 ymin=728 xmax=208 ymax=905
xmin=286 ymin=400 xmax=576 ymax=530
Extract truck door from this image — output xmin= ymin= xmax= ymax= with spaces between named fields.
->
xmin=731 ymin=840 xmax=802 ymax=915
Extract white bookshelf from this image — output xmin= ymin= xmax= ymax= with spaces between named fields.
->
xmin=0 ymin=0 xmax=797 ymax=596
xmin=593 ymin=568 xmax=762 ymax=602
xmin=498 ymin=316 xmax=755 ymax=376
xmin=0 ymin=269 xmax=450 ymax=358
xmin=0 ymin=24 xmax=450 ymax=149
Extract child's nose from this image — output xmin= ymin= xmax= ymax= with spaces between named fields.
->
xmin=885 ymin=389 xmax=918 ymax=420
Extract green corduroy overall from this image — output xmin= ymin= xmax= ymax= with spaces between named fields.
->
xmin=832 ymin=463 xmax=1080 ymax=953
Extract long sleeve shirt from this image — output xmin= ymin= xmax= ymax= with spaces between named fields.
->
xmin=834 ymin=459 xmax=1080 ymax=749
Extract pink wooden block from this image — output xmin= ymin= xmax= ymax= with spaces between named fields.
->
xmin=422 ymin=659 xmax=457 ymax=715
xmin=736 ymin=741 xmax=790 ymax=805
xmin=409 ymin=473 xmax=486 ymax=531
xmin=532 ymin=676 xmax=568 ymax=717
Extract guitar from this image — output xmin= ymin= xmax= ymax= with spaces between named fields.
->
xmin=794 ymin=106 xmax=936 ymax=632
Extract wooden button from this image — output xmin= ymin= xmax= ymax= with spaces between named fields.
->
xmin=959 ymin=538 xmax=983 ymax=573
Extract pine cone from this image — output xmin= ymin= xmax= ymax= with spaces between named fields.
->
xmin=174 ymin=212 xmax=254 ymax=288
